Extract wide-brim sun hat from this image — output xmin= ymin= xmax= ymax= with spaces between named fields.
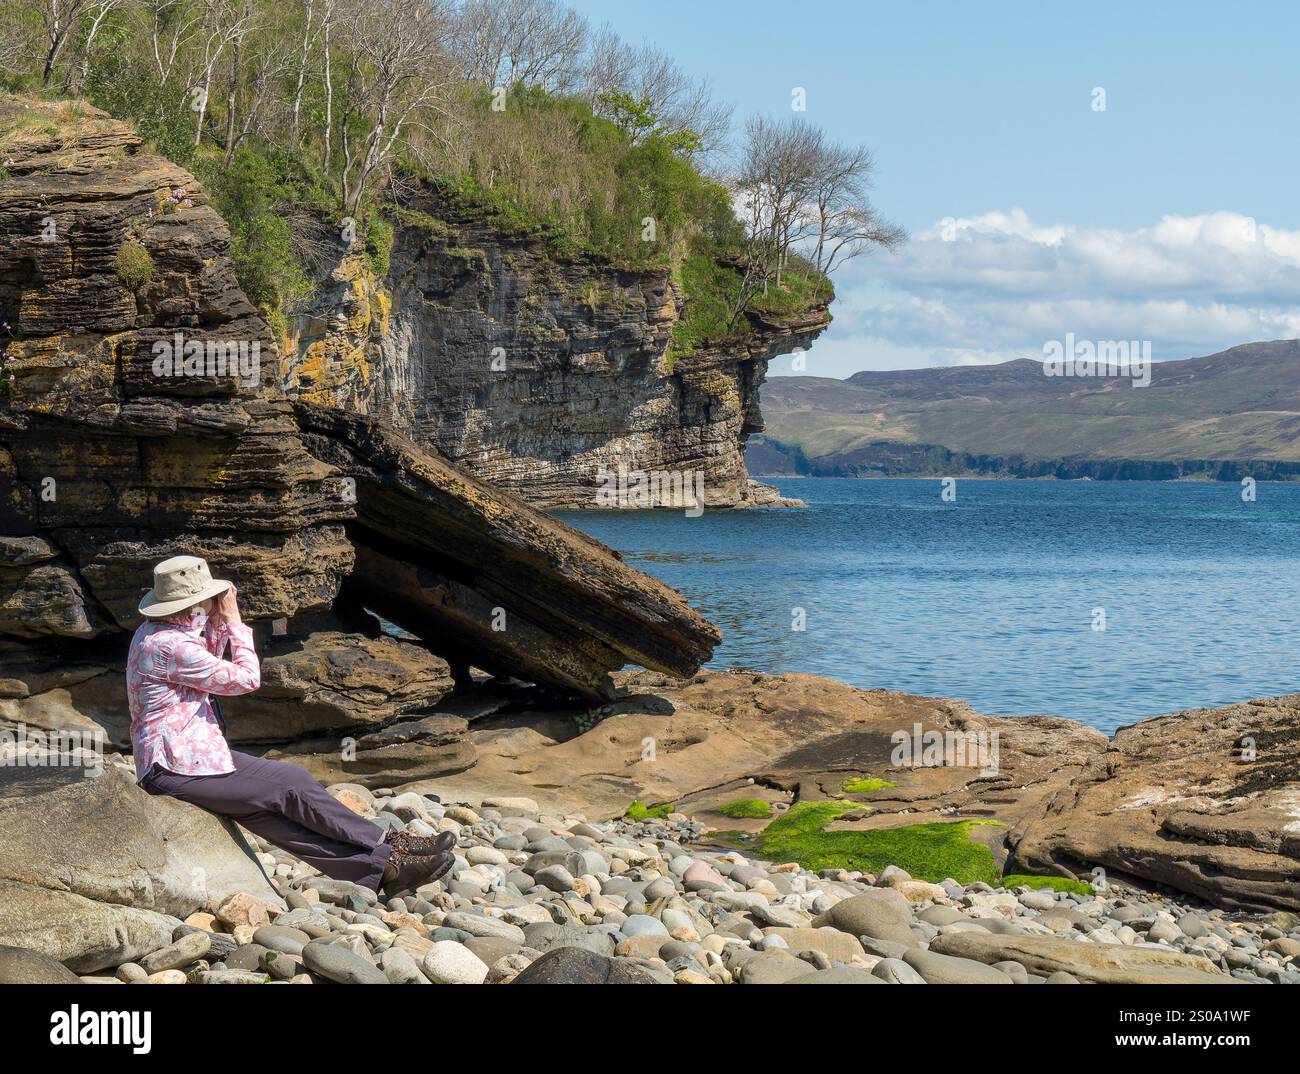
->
xmin=138 ymin=554 xmax=231 ymax=618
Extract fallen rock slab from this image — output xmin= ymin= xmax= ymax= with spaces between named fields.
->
xmin=928 ymin=931 xmax=1244 ymax=985
xmin=296 ymin=403 xmax=721 ymax=700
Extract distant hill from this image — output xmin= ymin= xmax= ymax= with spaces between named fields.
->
xmin=750 ymin=339 xmax=1300 ymax=479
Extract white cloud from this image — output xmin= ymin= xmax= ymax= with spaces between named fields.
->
xmin=789 ymin=209 xmax=1300 ymax=378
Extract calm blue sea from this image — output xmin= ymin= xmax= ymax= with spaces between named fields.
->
xmin=557 ymin=478 xmax=1300 ymax=733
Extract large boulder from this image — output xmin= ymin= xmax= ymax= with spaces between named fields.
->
xmin=219 ymin=629 xmax=455 ymax=743
xmin=1009 ymin=694 xmax=1300 ymax=912
xmin=0 ymin=763 xmax=282 ymax=972
xmin=0 ymin=944 xmax=82 ymax=983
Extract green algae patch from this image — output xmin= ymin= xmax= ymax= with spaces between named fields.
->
xmin=749 ymin=801 xmax=1002 ymax=884
xmin=840 ymin=776 xmax=896 ymax=795
xmin=1000 ymin=874 xmax=1093 ymax=895
xmin=717 ymin=798 xmax=772 ymax=819
xmin=625 ymin=801 xmax=673 ymax=821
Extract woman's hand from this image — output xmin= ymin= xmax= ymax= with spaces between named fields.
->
xmin=211 ymin=585 xmax=241 ymax=629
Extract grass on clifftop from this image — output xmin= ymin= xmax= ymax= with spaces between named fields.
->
xmin=668 ymin=242 xmax=831 ymax=363
xmin=735 ymin=801 xmax=1003 ymax=885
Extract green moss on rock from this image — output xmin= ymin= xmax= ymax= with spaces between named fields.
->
xmin=748 ymin=801 xmax=1002 ymax=884
xmin=625 ymin=800 xmax=673 ymax=821
xmin=841 ymin=776 xmax=896 ymax=794
xmin=999 ymin=874 xmax=1093 ymax=895
xmin=717 ymin=798 xmax=772 ymax=819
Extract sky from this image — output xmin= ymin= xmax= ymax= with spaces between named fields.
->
xmin=569 ymin=0 xmax=1300 ymax=377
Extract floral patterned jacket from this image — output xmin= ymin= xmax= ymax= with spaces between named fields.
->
xmin=127 ymin=606 xmax=260 ymax=778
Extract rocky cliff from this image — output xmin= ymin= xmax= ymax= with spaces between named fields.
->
xmin=0 ymin=97 xmax=719 ymax=769
xmin=284 ymin=188 xmax=831 ymax=509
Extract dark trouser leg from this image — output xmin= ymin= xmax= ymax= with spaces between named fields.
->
xmin=143 ymin=753 xmax=393 ymax=890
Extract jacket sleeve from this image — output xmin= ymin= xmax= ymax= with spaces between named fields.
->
xmin=162 ymin=623 xmax=261 ymax=695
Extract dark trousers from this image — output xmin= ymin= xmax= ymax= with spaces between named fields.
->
xmin=141 ymin=751 xmax=392 ymax=891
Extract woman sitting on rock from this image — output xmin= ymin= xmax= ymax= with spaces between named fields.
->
xmin=127 ymin=555 xmax=453 ymax=896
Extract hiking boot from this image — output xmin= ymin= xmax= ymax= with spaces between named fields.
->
xmin=384 ymin=828 xmax=454 ymax=858
xmin=380 ymin=850 xmax=454 ymax=897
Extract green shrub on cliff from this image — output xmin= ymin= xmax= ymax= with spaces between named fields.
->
xmin=114 ymin=239 xmax=153 ymax=290
xmin=192 ymin=146 xmax=319 ymax=337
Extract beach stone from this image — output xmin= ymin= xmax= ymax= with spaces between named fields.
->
xmin=259 ymin=949 xmax=301 ymax=980
xmin=523 ymin=924 xmax=616 ymax=956
xmin=422 ymin=941 xmax=488 ymax=984
xmin=380 ymin=947 xmax=429 ymax=985
xmin=682 ymin=861 xmax=726 ymax=890
xmin=904 ymin=948 xmax=1015 ymax=984
xmin=511 ymin=947 xmax=659 ymax=984
xmin=486 ymin=953 xmax=534 ymax=983
xmin=622 ymin=914 xmax=669 ymax=938
xmin=534 ymin=865 xmax=576 ymax=892
xmin=615 ymin=935 xmax=670 ymax=959
xmin=1146 ymin=920 xmax=1181 ymax=944
xmin=301 ymin=878 xmax=377 ymax=907
xmin=894 ymin=880 xmax=948 ymax=903
xmin=252 ymin=925 xmax=310 ymax=956
xmin=788 ymin=966 xmax=885 ymax=984
xmin=302 ymin=940 xmax=388 ymax=984
xmin=139 ymin=929 xmax=211 ymax=974
xmin=0 ymin=944 xmax=81 ymax=983
xmin=918 ymin=906 xmax=966 ymax=926
xmin=193 ymin=969 xmax=269 ymax=984
xmin=817 ymin=892 xmax=917 ymax=945
xmin=225 ymin=943 xmax=269 ymax=971
xmin=1018 ymin=890 xmax=1057 ymax=911
xmin=740 ymin=949 xmax=814 ymax=985
xmin=993 ymin=959 xmax=1030 ymax=984
xmin=748 ymin=902 xmax=808 ymax=928
xmin=214 ymin=892 xmax=276 ymax=931
xmin=441 ymin=912 xmax=526 ymax=943
xmin=145 ymin=970 xmax=188 ymax=984
xmin=929 ymin=932 xmax=1236 ymax=984
xmin=763 ymin=927 xmax=864 ymax=962
xmin=465 ymin=936 xmax=519 ymax=966
xmin=872 ymin=957 xmax=927 ymax=984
